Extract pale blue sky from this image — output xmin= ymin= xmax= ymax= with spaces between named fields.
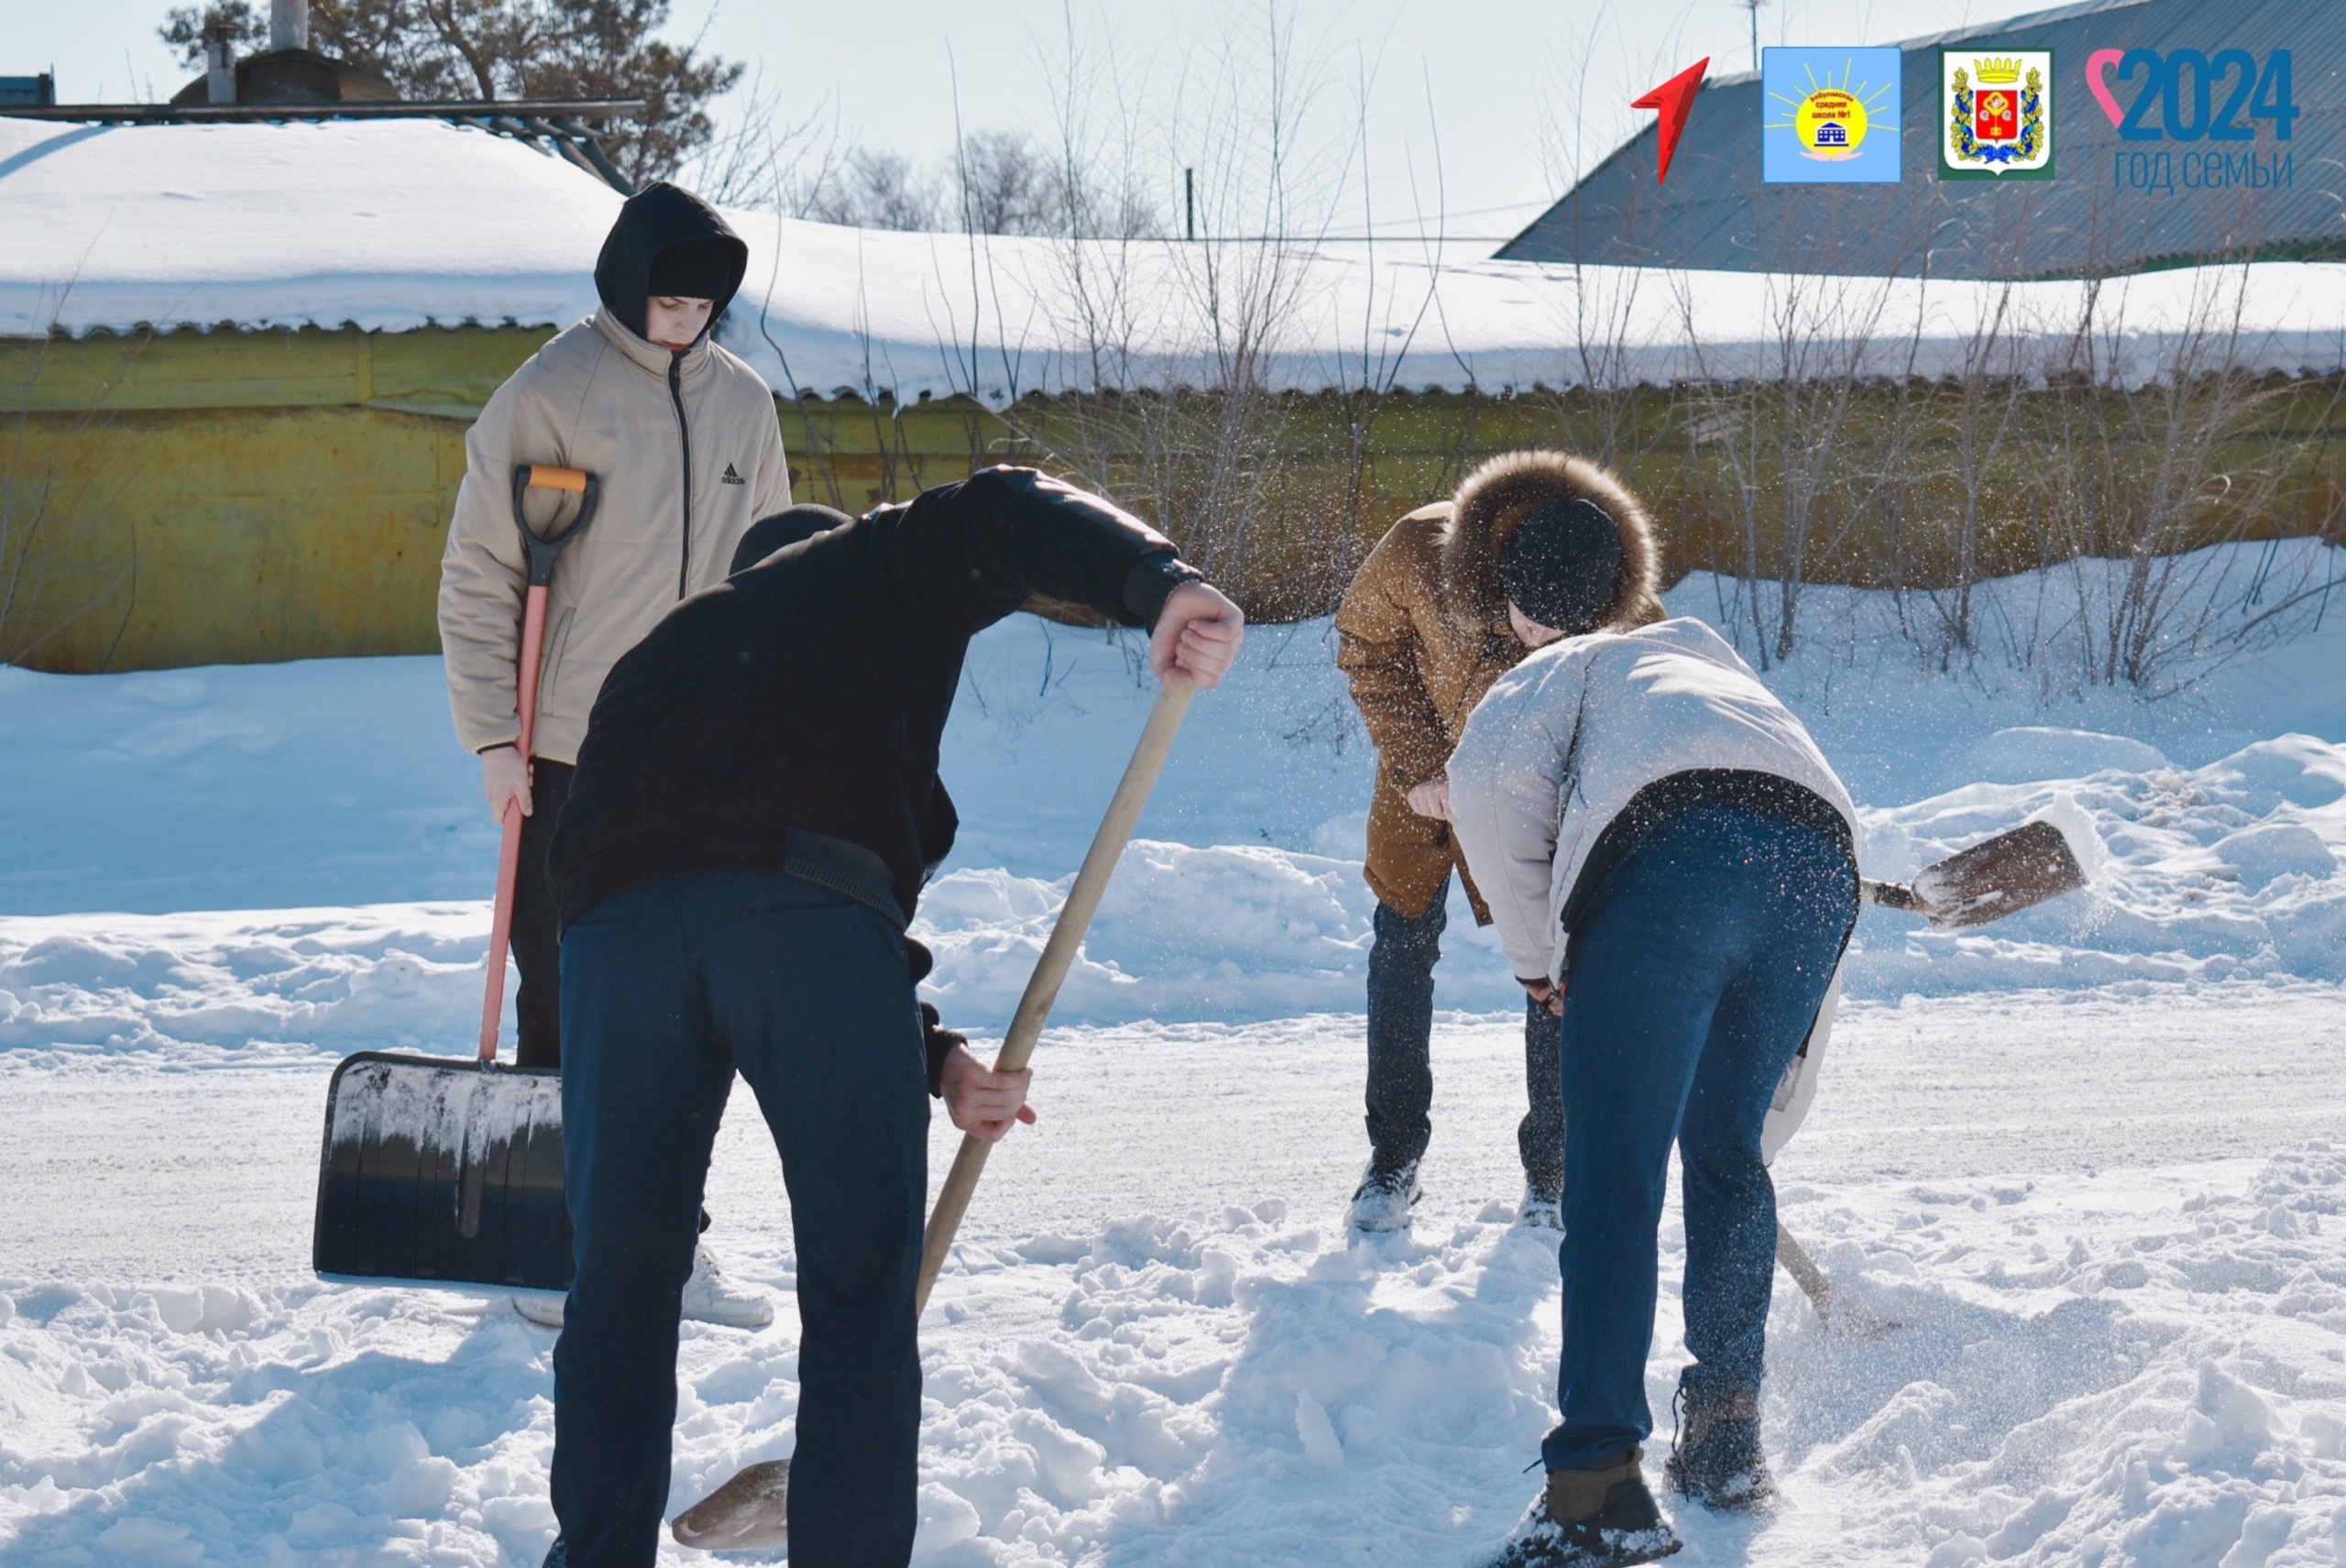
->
xmin=13 ymin=0 xmax=2004 ymax=238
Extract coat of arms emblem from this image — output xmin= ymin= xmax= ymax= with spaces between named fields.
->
xmin=1940 ymin=49 xmax=2055 ymax=181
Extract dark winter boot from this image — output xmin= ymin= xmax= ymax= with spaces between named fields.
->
xmin=1347 ymin=1156 xmax=1422 ymax=1234
xmin=1517 ymin=1163 xmax=1565 ymax=1232
xmin=1664 ymin=1378 xmax=1773 ymax=1510
xmin=1481 ymin=1448 xmax=1682 ymax=1568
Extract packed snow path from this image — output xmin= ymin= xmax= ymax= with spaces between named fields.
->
xmin=5 ymin=989 xmax=2345 ymax=1566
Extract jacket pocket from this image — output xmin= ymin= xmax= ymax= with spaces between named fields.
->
xmin=535 ymin=607 xmax=575 ymax=718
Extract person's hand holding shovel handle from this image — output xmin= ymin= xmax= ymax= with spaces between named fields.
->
xmin=1151 ymin=582 xmax=1245 ymax=690
xmin=941 ymin=1048 xmax=1037 ymax=1142
xmin=480 ymin=744 xmax=532 ymax=824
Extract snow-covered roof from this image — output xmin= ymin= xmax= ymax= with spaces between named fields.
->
xmin=9 ymin=115 xmax=2346 ymax=400
xmin=0 ymin=117 xmax=613 ymax=339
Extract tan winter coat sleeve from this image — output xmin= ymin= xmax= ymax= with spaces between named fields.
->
xmin=1335 ymin=521 xmax=1453 ymax=792
xmin=438 ymin=372 xmax=565 ymax=756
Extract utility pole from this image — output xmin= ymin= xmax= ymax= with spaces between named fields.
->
xmin=1739 ymin=0 xmax=1766 ymax=74
xmin=1184 ymin=168 xmax=1195 ymax=241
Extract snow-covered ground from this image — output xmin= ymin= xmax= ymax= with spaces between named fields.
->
xmin=4 ymin=544 xmax=2345 ymax=1564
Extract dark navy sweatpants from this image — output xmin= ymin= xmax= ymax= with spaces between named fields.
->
xmin=1540 ymin=806 xmax=1855 ymax=1475
xmin=548 ymin=869 xmax=928 ymax=1567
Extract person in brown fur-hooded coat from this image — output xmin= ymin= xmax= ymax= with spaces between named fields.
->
xmin=1332 ymin=450 xmax=1662 ymax=1233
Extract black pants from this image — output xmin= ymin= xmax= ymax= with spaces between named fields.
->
xmin=513 ymin=762 xmax=712 ymax=1237
xmin=1365 ymin=872 xmax=1566 ymax=1186
xmin=512 ymin=758 xmax=575 ymax=1071
xmin=551 ymin=870 xmax=926 ymax=1567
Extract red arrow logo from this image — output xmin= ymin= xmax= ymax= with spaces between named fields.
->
xmin=1632 ymin=57 xmax=1709 ymax=185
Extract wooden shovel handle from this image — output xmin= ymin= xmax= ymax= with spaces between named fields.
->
xmin=915 ymin=682 xmax=1194 ymax=1313
xmin=1776 ymin=1223 xmax=1831 ymax=1325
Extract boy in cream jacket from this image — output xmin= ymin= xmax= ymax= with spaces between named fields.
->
xmin=438 ymin=181 xmax=791 ymax=1328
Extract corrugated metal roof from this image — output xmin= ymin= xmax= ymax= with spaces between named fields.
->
xmin=1498 ymin=0 xmax=2346 ymax=279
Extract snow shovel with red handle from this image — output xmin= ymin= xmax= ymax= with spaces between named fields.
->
xmin=671 ymin=683 xmax=1196 ymax=1554
xmin=312 ymin=465 xmax=597 ymax=1293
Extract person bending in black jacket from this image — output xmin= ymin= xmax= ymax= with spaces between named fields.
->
xmin=538 ymin=466 xmax=1244 ymax=1568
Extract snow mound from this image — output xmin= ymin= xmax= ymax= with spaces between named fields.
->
xmin=2211 ymin=823 xmax=2338 ymax=890
xmin=1853 ymin=733 xmax=2346 ymax=992
xmin=1765 ymin=1144 xmax=2346 ymax=1567
xmin=5 ymin=552 xmax=2346 ymax=1047
xmin=0 ymin=905 xmax=486 ymax=1059
xmin=9 ymin=702 xmax=2344 ymax=1055
xmin=917 ymin=841 xmax=1516 ymax=1025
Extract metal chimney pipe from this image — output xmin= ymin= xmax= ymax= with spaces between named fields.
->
xmin=204 ymin=20 xmax=236 ymax=102
xmin=269 ymin=0 xmax=309 ymax=52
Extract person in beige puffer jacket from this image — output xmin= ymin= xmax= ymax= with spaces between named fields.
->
xmin=436 ymin=180 xmax=790 ymax=1329
xmin=1332 ymin=451 xmax=1663 ymax=1234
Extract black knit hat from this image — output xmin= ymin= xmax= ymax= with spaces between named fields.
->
xmin=647 ymin=236 xmax=740 ymax=302
xmin=1498 ymin=498 xmax=1621 ymax=636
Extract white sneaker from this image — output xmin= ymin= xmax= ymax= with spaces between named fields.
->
xmin=682 ymin=1243 xmax=773 ymax=1329
xmin=512 ymin=1291 xmax=565 ymax=1328
xmin=512 ymin=1245 xmax=771 ymax=1330
xmin=1347 ymin=1157 xmax=1422 ymax=1233
xmin=1517 ymin=1181 xmax=1563 ymax=1233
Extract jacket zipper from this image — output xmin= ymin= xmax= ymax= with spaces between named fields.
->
xmin=668 ymin=353 xmax=693 ymax=598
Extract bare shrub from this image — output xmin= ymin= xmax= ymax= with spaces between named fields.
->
xmin=1672 ymin=271 xmax=1913 ymax=667
xmin=2032 ymin=269 xmax=2346 ymax=694
xmin=957 ymin=2 xmax=1377 ymax=617
xmin=682 ymin=71 xmax=845 ymax=214
xmin=806 ymin=147 xmax=950 ymax=233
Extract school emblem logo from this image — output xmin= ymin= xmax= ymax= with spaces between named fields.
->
xmin=1762 ymin=48 xmax=1902 ymax=183
xmin=1940 ymin=49 xmax=2055 ymax=180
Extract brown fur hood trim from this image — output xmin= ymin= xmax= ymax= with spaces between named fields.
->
xmin=1437 ymin=449 xmax=1662 ymax=640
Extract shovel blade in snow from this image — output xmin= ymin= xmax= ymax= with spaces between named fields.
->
xmin=312 ymin=1053 xmax=573 ymax=1291
xmin=1863 ymin=819 xmax=2092 ymax=929
xmin=1910 ymin=818 xmax=2090 ymax=928
xmin=673 ymin=1459 xmax=790 ymax=1552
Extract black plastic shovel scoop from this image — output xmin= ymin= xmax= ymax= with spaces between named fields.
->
xmin=312 ymin=466 xmax=596 ymax=1292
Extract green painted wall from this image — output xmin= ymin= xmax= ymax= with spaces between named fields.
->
xmin=2 ymin=328 xmax=537 ymax=673
xmin=5 ymin=325 xmax=2341 ymax=673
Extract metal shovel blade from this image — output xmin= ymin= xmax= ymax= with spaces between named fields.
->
xmin=1863 ymin=819 xmax=2093 ymax=930
xmin=1911 ymin=818 xmax=2090 ymax=928
xmin=672 ymin=1459 xmax=790 ymax=1552
xmin=312 ymin=1053 xmax=573 ymax=1291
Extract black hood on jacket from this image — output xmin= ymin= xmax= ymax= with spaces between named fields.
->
xmin=593 ymin=181 xmax=749 ymax=341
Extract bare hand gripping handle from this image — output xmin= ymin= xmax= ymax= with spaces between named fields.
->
xmin=914 ymin=682 xmax=1195 ymax=1313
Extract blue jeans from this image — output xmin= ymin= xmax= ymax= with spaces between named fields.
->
xmin=1365 ymin=873 xmax=1566 ymax=1183
xmin=550 ymin=870 xmax=928 ymax=1567
xmin=1540 ymin=806 xmax=1855 ymax=1474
